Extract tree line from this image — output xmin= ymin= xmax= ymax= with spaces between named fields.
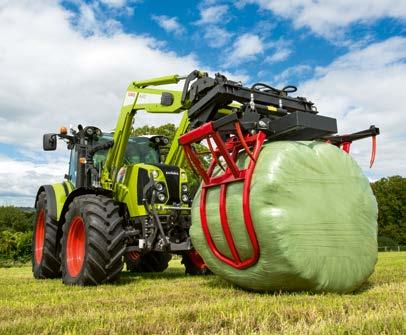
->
xmin=0 ymin=177 xmax=404 ymax=266
xmin=0 ymin=206 xmax=34 ymax=266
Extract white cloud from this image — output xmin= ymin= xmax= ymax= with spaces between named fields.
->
xmin=99 ymin=0 xmax=127 ymax=7
xmin=227 ymin=33 xmax=264 ymax=65
xmin=67 ymin=0 xmax=130 ymax=36
xmin=299 ymin=37 xmax=406 ymax=178
xmin=265 ymin=47 xmax=291 ymax=63
xmin=0 ymin=0 xmax=201 ymax=206
xmin=196 ymin=3 xmax=233 ymax=49
xmin=203 ymin=26 xmax=233 ymax=48
xmin=275 ymin=64 xmax=312 ymax=84
xmin=76 ymin=1 xmax=121 ymax=35
xmin=152 ymin=15 xmax=185 ymax=36
xmin=0 ymin=0 xmax=201 ymax=149
xmin=0 ymin=155 xmax=68 ymax=206
xmin=196 ymin=5 xmax=229 ymax=25
xmin=244 ymin=0 xmax=406 ymax=38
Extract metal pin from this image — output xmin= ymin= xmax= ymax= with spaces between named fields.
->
xmin=250 ymin=93 xmax=255 ymax=111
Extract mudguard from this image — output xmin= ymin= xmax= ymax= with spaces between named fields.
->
xmin=35 ymin=181 xmax=74 ymax=221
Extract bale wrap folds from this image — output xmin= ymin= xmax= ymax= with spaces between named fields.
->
xmin=190 ymin=141 xmax=378 ymax=293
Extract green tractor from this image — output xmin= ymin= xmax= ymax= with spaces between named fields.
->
xmin=34 ymin=70 xmax=378 ymax=286
xmin=33 ymin=73 xmax=209 ymax=285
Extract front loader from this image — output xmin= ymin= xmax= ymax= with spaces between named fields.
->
xmin=33 ymin=70 xmax=379 ymax=285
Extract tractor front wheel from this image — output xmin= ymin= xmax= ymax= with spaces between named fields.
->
xmin=32 ymin=191 xmax=61 ymax=279
xmin=61 ymin=194 xmax=125 ymax=285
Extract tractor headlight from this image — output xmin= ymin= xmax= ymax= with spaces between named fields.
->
xmin=151 ymin=170 xmax=159 ymax=179
xmin=157 ymin=192 xmax=166 ymax=202
xmin=181 ymin=194 xmax=189 ymax=203
xmin=181 ymin=184 xmax=188 ymax=192
xmin=155 ymin=182 xmax=164 ymax=192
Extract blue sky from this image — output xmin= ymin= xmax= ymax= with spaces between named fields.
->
xmin=0 ymin=0 xmax=406 ymax=206
xmin=61 ymin=0 xmax=406 ymax=83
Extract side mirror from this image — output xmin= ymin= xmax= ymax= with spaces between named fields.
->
xmin=43 ymin=133 xmax=57 ymax=151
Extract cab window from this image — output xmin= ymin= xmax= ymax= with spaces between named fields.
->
xmin=68 ymin=147 xmax=77 ymax=185
xmin=93 ymin=134 xmax=160 ymax=167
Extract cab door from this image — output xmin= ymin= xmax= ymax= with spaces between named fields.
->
xmin=68 ymin=146 xmax=78 ymax=187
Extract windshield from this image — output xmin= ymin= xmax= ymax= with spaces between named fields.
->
xmin=93 ymin=134 xmax=160 ymax=167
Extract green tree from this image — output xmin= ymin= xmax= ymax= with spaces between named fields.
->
xmin=0 ymin=206 xmax=34 ymax=233
xmin=0 ymin=230 xmax=32 ymax=266
xmin=371 ymin=176 xmax=406 ymax=244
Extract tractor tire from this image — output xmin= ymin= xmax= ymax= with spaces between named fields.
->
xmin=61 ymin=194 xmax=126 ymax=286
xmin=125 ymin=251 xmax=172 ymax=273
xmin=32 ymin=191 xmax=61 ymax=279
xmin=182 ymin=250 xmax=212 ymax=276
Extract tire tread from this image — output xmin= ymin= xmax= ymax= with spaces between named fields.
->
xmin=61 ymin=194 xmax=125 ymax=286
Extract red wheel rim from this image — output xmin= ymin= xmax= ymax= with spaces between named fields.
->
xmin=128 ymin=251 xmax=141 ymax=261
xmin=34 ymin=209 xmax=45 ymax=265
xmin=187 ymin=250 xmax=207 ymax=270
xmin=66 ymin=216 xmax=86 ymax=277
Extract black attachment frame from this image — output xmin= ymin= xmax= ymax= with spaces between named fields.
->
xmin=323 ymin=125 xmax=380 ymax=145
xmin=182 ymin=71 xmax=337 ymax=141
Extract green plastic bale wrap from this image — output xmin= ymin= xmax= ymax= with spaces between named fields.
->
xmin=190 ymin=141 xmax=378 ymax=293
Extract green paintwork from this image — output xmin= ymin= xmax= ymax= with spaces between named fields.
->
xmin=101 ymin=75 xmax=189 ymax=191
xmin=44 ymin=71 xmax=234 ymax=221
xmin=50 ymin=182 xmax=74 ymax=221
xmin=114 ymin=163 xmax=189 ymax=217
xmin=95 ymin=73 xmax=201 ymax=218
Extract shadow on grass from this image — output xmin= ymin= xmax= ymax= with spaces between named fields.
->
xmin=204 ymin=275 xmax=376 ymax=296
xmin=112 ymin=269 xmax=376 ymax=296
xmin=112 ymin=268 xmax=196 ymax=285
xmin=352 ymin=280 xmax=375 ymax=294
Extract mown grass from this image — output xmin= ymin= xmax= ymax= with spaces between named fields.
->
xmin=0 ymin=253 xmax=405 ymax=335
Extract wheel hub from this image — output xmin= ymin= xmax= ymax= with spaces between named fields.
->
xmin=66 ymin=216 xmax=86 ymax=277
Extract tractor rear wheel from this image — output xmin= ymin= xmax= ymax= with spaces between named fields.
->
xmin=125 ymin=251 xmax=172 ymax=273
xmin=32 ymin=191 xmax=61 ymax=279
xmin=182 ymin=250 xmax=212 ymax=275
xmin=61 ymin=194 xmax=125 ymax=285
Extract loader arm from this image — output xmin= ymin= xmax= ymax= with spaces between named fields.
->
xmin=101 ymin=74 xmax=193 ymax=190
xmin=164 ymin=111 xmax=190 ymax=166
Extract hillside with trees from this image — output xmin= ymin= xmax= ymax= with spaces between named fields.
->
xmin=0 ymin=206 xmax=34 ymax=266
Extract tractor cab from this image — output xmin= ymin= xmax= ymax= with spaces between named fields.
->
xmin=92 ymin=133 xmax=163 ymax=170
xmin=66 ymin=130 xmax=168 ymax=186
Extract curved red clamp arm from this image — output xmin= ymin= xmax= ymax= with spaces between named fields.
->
xmin=370 ymin=135 xmax=377 ymax=168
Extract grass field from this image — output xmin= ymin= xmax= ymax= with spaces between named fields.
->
xmin=0 ymin=253 xmax=405 ymax=335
